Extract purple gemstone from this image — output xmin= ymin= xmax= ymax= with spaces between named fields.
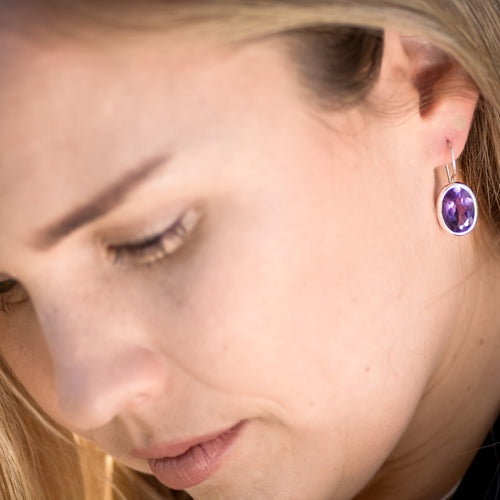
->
xmin=441 ymin=184 xmax=477 ymax=234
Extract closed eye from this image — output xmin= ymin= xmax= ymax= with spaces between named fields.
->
xmin=107 ymin=208 xmax=201 ymax=266
xmin=0 ymin=279 xmax=29 ymax=313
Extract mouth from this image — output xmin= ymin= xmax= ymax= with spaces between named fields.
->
xmin=137 ymin=421 xmax=246 ymax=490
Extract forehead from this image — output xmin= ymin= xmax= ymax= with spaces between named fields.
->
xmin=0 ymin=28 xmax=293 ymax=241
xmin=0 ymin=32 xmax=172 ymax=237
xmin=0 ymin=28 xmax=219 ymax=176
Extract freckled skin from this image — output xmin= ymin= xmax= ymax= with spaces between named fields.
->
xmin=0 ymin=28 xmax=498 ymax=500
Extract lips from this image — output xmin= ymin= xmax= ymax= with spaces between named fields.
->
xmin=137 ymin=421 xmax=245 ymax=490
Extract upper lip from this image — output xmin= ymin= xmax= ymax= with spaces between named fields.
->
xmin=131 ymin=422 xmax=242 ymax=460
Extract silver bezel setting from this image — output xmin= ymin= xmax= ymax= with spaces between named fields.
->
xmin=437 ymin=182 xmax=478 ymax=236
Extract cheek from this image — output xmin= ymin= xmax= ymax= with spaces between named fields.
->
xmin=128 ymin=125 xmax=448 ymax=490
xmin=139 ymin=126 xmax=437 ymax=413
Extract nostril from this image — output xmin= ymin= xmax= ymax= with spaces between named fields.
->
xmin=54 ymin=346 xmax=168 ymax=430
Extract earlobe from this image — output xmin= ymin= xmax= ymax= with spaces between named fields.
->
xmin=388 ymin=30 xmax=479 ymax=160
xmin=425 ymin=68 xmax=478 ymax=162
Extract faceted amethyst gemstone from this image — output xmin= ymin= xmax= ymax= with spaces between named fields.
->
xmin=440 ymin=183 xmax=477 ymax=235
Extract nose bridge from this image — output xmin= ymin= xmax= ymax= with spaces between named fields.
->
xmin=33 ymin=286 xmax=169 ymax=430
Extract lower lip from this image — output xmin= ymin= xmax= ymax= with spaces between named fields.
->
xmin=148 ymin=421 xmax=245 ymax=490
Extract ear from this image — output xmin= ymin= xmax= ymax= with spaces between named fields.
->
xmin=382 ymin=30 xmax=479 ymax=165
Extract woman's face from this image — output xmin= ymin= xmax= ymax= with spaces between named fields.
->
xmin=0 ymin=27 xmax=461 ymax=499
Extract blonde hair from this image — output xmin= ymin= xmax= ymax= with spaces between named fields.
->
xmin=1 ymin=1 xmax=500 ymax=498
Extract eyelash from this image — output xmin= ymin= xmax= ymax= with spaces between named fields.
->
xmin=107 ymin=208 xmax=201 ymax=266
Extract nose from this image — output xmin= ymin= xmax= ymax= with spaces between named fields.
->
xmin=35 ymin=296 xmax=169 ymax=430
xmin=55 ymin=342 xmax=169 ymax=430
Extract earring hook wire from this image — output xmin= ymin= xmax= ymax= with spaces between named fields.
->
xmin=445 ymin=141 xmax=457 ymax=184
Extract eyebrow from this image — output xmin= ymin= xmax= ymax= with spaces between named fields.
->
xmin=31 ymin=155 xmax=169 ymax=250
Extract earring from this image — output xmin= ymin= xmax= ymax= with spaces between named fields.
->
xmin=436 ymin=142 xmax=478 ymax=236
